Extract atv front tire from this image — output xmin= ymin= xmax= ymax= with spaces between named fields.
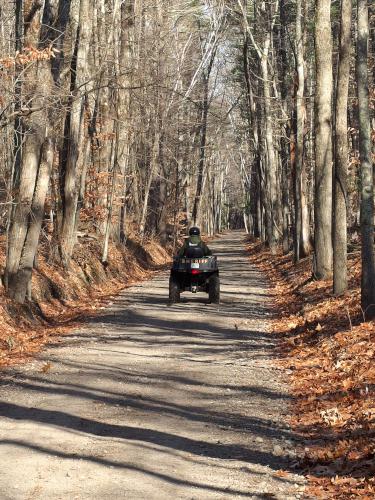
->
xmin=169 ymin=276 xmax=180 ymax=303
xmin=209 ymin=274 xmax=220 ymax=304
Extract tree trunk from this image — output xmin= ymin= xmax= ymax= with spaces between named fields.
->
xmin=59 ymin=0 xmax=92 ymax=267
xmin=6 ymin=123 xmax=44 ymax=301
xmin=192 ymin=74 xmax=210 ymax=226
xmin=294 ymin=0 xmax=303 ymax=262
xmin=6 ymin=0 xmax=24 ymax=290
xmin=314 ymin=0 xmax=333 ymax=279
xmin=139 ymin=128 xmax=159 ymax=236
xmin=300 ymin=159 xmax=311 ymax=255
xmin=333 ymin=0 xmax=352 ymax=295
xmin=261 ymin=54 xmax=279 ymax=253
xmin=293 ymin=0 xmax=312 ymax=261
xmin=5 ymin=0 xmax=62 ymax=303
xmin=7 ymin=139 xmax=54 ymax=302
xmin=191 ymin=43 xmax=217 ymax=227
xmin=279 ymin=0 xmax=290 ymax=254
xmin=242 ymin=27 xmax=262 ymax=240
xmin=357 ymin=0 xmax=375 ymax=318
xmin=115 ymin=0 xmax=134 ymax=243
xmin=102 ymin=138 xmax=116 ymax=264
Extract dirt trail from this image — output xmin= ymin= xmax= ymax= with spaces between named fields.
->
xmin=0 ymin=232 xmax=304 ymax=499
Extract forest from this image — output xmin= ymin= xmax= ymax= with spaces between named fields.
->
xmin=0 ymin=0 xmax=373 ymax=307
xmin=0 ymin=0 xmax=374 ymax=498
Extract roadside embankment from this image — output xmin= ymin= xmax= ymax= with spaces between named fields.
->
xmin=247 ymin=239 xmax=375 ymax=499
xmin=0 ymin=235 xmax=171 ymax=368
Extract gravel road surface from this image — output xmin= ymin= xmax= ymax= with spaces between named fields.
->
xmin=0 ymin=232 xmax=305 ymax=499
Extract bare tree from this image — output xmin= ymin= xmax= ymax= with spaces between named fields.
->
xmin=238 ymin=0 xmax=280 ymax=253
xmin=314 ymin=0 xmax=333 ymax=279
xmin=333 ymin=0 xmax=352 ymax=295
xmin=59 ymin=0 xmax=93 ymax=267
xmin=5 ymin=0 xmax=64 ymax=303
xmin=357 ymin=0 xmax=375 ymax=318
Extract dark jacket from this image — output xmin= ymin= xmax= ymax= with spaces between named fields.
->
xmin=178 ymin=235 xmax=212 ymax=257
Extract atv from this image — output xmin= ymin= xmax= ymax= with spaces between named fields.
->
xmin=169 ymin=253 xmax=220 ymax=304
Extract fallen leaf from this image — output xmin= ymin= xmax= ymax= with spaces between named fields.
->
xmin=41 ymin=362 xmax=52 ymax=373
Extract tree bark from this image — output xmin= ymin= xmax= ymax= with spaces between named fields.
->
xmin=7 ymin=139 xmax=54 ymax=302
xmin=242 ymin=26 xmax=262 ymax=240
xmin=102 ymin=137 xmax=116 ymax=264
xmin=357 ymin=0 xmax=375 ymax=318
xmin=59 ymin=0 xmax=92 ymax=267
xmin=244 ymin=0 xmax=280 ymax=252
xmin=333 ymin=0 xmax=352 ymax=295
xmin=294 ymin=0 xmax=303 ymax=262
xmin=293 ymin=0 xmax=312 ymax=262
xmin=5 ymin=0 xmax=62 ymax=303
xmin=261 ymin=52 xmax=279 ymax=253
xmin=279 ymin=0 xmax=290 ymax=254
xmin=314 ymin=0 xmax=333 ymax=279
xmin=139 ymin=128 xmax=160 ymax=236
xmin=116 ymin=0 xmax=134 ymax=243
xmin=191 ymin=48 xmax=216 ymax=226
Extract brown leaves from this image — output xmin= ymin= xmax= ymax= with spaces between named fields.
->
xmin=0 ymin=234 xmax=171 ymax=370
xmin=41 ymin=362 xmax=52 ymax=373
xmin=275 ymin=469 xmax=288 ymax=477
xmin=0 ymin=45 xmax=58 ymax=71
xmin=320 ymin=407 xmax=342 ymax=426
xmin=246 ymin=240 xmax=375 ymax=498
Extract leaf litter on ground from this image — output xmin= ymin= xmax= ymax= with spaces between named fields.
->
xmin=0 ymin=235 xmax=172 ymax=369
xmin=247 ymin=239 xmax=375 ymax=499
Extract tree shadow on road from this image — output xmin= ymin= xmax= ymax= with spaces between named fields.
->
xmin=0 ymin=234 xmax=304 ymax=496
xmin=0 ymin=437 xmax=295 ymax=498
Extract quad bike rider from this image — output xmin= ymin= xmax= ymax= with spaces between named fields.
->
xmin=178 ymin=226 xmax=212 ymax=258
xmin=169 ymin=227 xmax=220 ymax=303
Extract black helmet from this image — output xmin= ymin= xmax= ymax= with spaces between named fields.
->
xmin=189 ymin=226 xmax=200 ymax=236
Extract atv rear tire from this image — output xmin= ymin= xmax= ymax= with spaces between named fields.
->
xmin=169 ymin=276 xmax=180 ymax=303
xmin=209 ymin=274 xmax=220 ymax=304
